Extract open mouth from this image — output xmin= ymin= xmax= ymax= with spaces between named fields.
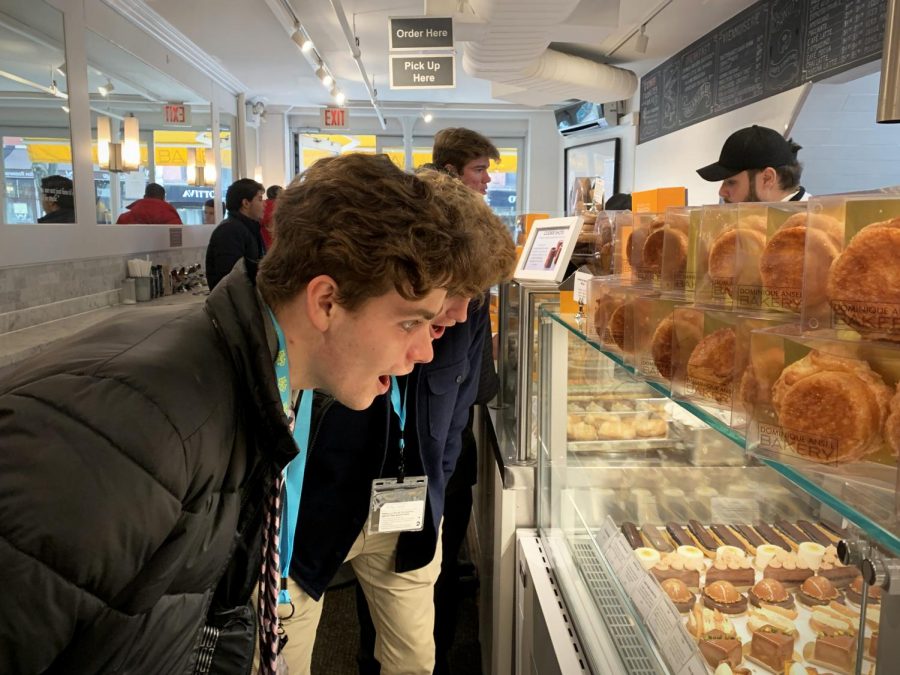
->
xmin=377 ymin=375 xmax=391 ymax=393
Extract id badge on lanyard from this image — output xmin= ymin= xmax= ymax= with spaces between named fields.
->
xmin=367 ymin=375 xmax=427 ymax=534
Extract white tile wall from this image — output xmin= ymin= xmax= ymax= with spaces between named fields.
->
xmin=791 ymin=73 xmax=900 ymax=196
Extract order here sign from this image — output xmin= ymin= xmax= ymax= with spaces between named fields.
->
xmin=389 ymin=17 xmax=453 ymax=50
xmin=389 ymin=55 xmax=455 ymax=89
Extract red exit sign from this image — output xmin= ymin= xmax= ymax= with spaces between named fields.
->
xmin=163 ymin=103 xmax=191 ymax=126
xmin=322 ymin=106 xmax=348 ymax=129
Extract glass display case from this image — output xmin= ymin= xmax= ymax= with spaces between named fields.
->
xmin=536 ymin=308 xmax=897 ymax=675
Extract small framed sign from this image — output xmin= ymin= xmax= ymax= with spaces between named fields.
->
xmin=513 ymin=216 xmax=582 ymax=283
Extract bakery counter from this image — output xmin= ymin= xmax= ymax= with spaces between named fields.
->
xmin=533 ymin=307 xmax=898 ymax=675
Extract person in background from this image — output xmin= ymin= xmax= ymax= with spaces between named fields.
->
xmin=203 ymin=198 xmax=217 ymax=225
xmin=280 ymin=169 xmax=516 ymax=675
xmin=697 ymin=125 xmax=809 ymax=203
xmin=604 ymin=192 xmax=632 ymax=211
xmin=432 ymin=127 xmax=500 ymax=196
xmin=205 ymin=178 xmax=266 ymax=291
xmin=0 ymin=153 xmax=485 ymax=675
xmin=260 ymin=184 xmax=282 ymax=249
xmin=37 ymin=175 xmax=75 ymax=223
xmin=357 ymin=126 xmax=504 ymax=675
xmin=115 ymin=182 xmax=183 ymax=225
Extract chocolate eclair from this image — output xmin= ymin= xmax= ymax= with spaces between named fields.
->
xmin=641 ymin=524 xmax=674 ymax=552
xmin=710 ymin=524 xmax=749 ymax=554
xmin=733 ymin=524 xmax=765 ymax=550
xmin=795 ymin=520 xmax=833 ymax=547
xmin=666 ymin=522 xmax=694 ymax=548
xmin=688 ymin=519 xmax=719 ymax=555
xmin=774 ymin=520 xmax=806 ymax=546
xmin=621 ymin=522 xmax=643 ymax=550
xmin=754 ymin=523 xmax=792 ymax=551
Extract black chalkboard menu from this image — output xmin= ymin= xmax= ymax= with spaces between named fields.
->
xmin=638 ymin=0 xmax=886 ymax=144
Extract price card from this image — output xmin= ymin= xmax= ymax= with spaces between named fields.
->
xmin=710 ymin=496 xmax=759 ymax=523
xmin=630 ymin=570 xmax=665 ymax=618
xmin=616 ymin=552 xmax=646 ymax=594
xmin=656 ymin=615 xmax=698 ymax=671
xmin=573 ymin=270 xmax=592 ymax=305
xmin=602 ymin=533 xmax=634 ymax=575
xmin=597 ymin=516 xmax=619 ymax=548
xmin=676 ymin=652 xmax=708 ymax=675
xmin=646 ymin=598 xmax=680 ymax=642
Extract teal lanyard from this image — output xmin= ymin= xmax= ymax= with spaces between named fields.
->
xmin=389 ymin=375 xmax=409 ymax=482
xmin=266 ymin=307 xmax=312 ymax=604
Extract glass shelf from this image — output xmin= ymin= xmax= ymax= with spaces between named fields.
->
xmin=543 ymin=309 xmax=746 ymax=448
xmin=544 ymin=308 xmax=900 ymax=558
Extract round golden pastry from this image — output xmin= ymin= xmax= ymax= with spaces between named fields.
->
xmin=707 ymin=227 xmax=766 ymax=298
xmin=569 ymin=421 xmax=596 ymax=442
xmin=739 ymin=347 xmax=783 ymax=412
xmin=626 ymin=218 xmax=665 ymax=271
xmin=779 ymin=211 xmax=843 ymax=243
xmin=661 ymin=578 xmax=695 ymax=612
xmin=702 ymin=580 xmax=748 ymax=614
xmin=826 ymin=217 xmax=900 ymax=341
xmin=635 ymin=414 xmax=668 ymax=438
xmin=759 ymin=225 xmax=840 ymax=310
xmin=598 ymin=242 xmax=613 ymax=275
xmin=651 ymin=312 xmax=704 ymax=380
xmin=593 ymin=296 xmax=621 ymax=338
xmin=687 ymin=328 xmax=737 ymax=404
xmin=772 ymin=350 xmax=891 ymax=463
xmin=797 ymin=574 xmax=839 ymax=606
xmin=642 ymin=227 xmax=688 ymax=277
xmin=886 ymin=383 xmax=900 ymax=457
xmin=748 ymin=578 xmax=794 ymax=609
xmin=606 ymin=302 xmax=632 ymax=350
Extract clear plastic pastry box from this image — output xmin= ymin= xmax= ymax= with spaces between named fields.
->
xmin=800 ymin=195 xmax=900 ymax=342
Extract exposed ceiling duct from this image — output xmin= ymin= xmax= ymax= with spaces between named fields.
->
xmin=460 ymin=0 xmax=637 ymax=107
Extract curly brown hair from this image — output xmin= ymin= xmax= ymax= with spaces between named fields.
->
xmin=258 ymin=153 xmax=479 ymax=311
xmin=416 ymin=169 xmax=516 ymax=297
xmin=432 ymin=128 xmax=500 ymax=175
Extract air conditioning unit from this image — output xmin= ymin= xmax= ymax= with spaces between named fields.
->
xmin=555 ymin=100 xmax=613 ymax=136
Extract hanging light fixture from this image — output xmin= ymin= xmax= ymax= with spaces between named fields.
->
xmin=96 ymin=114 xmax=140 ymax=172
xmin=422 ymin=111 xmax=434 ymax=123
xmin=98 ymin=79 xmax=115 ymax=97
xmin=187 ymin=146 xmax=216 ymax=186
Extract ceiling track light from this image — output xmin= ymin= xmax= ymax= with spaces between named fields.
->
xmin=315 ymin=65 xmax=334 ymax=88
xmin=635 ymin=24 xmax=649 ymax=54
xmin=98 ymin=78 xmax=114 ymax=97
xmin=56 ymin=62 xmax=67 ymax=77
xmin=330 ymin=85 xmax=346 ymax=106
xmin=291 ymin=26 xmax=314 ymax=53
xmin=422 ymin=111 xmax=433 ymax=123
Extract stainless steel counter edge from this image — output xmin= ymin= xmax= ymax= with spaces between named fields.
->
xmin=486 ymin=400 xmax=535 ymax=491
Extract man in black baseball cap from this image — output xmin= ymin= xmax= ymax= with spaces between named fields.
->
xmin=697 ymin=125 xmax=808 ymax=203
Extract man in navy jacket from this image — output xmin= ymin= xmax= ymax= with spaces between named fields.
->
xmin=280 ymin=171 xmax=516 ymax=675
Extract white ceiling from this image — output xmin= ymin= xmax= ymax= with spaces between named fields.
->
xmin=143 ymin=0 xmax=759 ymax=110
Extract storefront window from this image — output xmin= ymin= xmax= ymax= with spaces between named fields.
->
xmin=85 ymin=29 xmax=214 ymax=224
xmin=294 ymin=133 xmax=377 ymax=172
xmin=1 ymin=1 xmax=75 ymax=224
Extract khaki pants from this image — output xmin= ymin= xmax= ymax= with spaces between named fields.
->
xmin=279 ymin=526 xmax=442 ymax=675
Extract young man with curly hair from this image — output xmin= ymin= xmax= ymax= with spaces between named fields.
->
xmin=0 ymin=154 xmax=496 ymax=675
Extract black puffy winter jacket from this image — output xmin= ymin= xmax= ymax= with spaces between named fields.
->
xmin=0 ymin=260 xmax=296 ymax=673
